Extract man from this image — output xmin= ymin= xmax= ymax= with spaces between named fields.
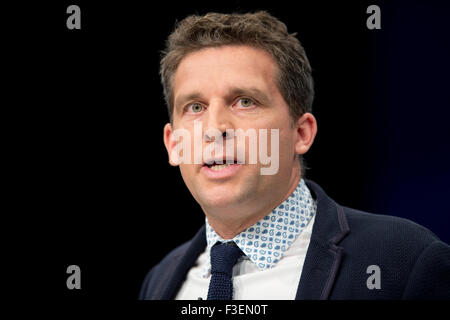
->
xmin=139 ymin=11 xmax=450 ymax=299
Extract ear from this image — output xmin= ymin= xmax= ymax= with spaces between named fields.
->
xmin=294 ymin=113 xmax=318 ymax=155
xmin=163 ymin=123 xmax=179 ymax=166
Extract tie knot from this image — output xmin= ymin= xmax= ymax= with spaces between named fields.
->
xmin=210 ymin=242 xmax=244 ymax=276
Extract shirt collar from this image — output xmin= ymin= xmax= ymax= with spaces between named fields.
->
xmin=203 ymin=178 xmax=317 ymax=277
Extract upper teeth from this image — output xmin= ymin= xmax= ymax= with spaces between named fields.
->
xmin=209 ymin=164 xmax=232 ymax=171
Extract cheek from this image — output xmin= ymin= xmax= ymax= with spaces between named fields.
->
xmin=179 ymin=164 xmax=195 ymax=187
xmin=242 ymin=116 xmax=294 ymax=160
xmin=277 ymin=126 xmax=296 ymax=159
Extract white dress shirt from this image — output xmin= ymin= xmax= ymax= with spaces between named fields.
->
xmin=176 ymin=179 xmax=317 ymax=300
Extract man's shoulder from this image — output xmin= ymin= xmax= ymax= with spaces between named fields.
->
xmin=149 ymin=238 xmax=195 ymax=276
xmin=139 ymin=226 xmax=206 ymax=300
xmin=159 ymin=240 xmax=192 ymax=266
xmin=343 ymin=206 xmax=440 ymax=245
xmin=342 ymin=207 xmax=444 ymax=258
xmin=334 ymin=206 xmax=450 ymax=299
xmin=306 ymin=179 xmax=441 ymax=247
xmin=138 ymin=240 xmax=192 ymax=300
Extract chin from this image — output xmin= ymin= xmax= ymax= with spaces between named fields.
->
xmin=199 ymin=187 xmax=243 ymax=209
xmin=203 ymin=193 xmax=236 ymax=208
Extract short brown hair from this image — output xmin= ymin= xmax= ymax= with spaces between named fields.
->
xmin=160 ymin=11 xmax=314 ymax=123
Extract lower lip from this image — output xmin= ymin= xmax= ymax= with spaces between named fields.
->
xmin=201 ymin=164 xmax=242 ymax=179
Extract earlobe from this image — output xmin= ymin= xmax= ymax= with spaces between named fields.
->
xmin=163 ymin=123 xmax=178 ymax=166
xmin=294 ymin=113 xmax=317 ymax=155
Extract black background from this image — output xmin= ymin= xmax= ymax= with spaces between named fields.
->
xmin=8 ymin=0 xmax=450 ymax=302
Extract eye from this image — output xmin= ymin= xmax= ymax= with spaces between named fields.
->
xmin=186 ymin=103 xmax=204 ymax=113
xmin=237 ymin=97 xmax=255 ymax=108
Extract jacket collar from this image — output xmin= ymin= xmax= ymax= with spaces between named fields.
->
xmin=295 ymin=179 xmax=350 ymax=299
xmin=159 ymin=178 xmax=350 ymax=300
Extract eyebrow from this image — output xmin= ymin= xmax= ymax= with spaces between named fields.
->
xmin=174 ymin=86 xmax=271 ymax=112
xmin=228 ymin=87 xmax=271 ymax=105
xmin=174 ymin=92 xmax=204 ymax=113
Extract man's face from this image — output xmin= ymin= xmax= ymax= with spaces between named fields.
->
xmin=164 ymin=45 xmax=309 ymax=225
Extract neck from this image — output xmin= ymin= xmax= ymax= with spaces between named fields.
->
xmin=205 ymin=166 xmax=301 ymax=239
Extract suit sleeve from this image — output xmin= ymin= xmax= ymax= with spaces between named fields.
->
xmin=402 ymin=240 xmax=450 ymax=299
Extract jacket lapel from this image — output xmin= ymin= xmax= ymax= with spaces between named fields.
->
xmin=159 ymin=225 xmax=207 ymax=299
xmin=296 ymin=180 xmax=350 ymax=300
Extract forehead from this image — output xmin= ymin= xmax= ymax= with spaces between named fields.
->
xmin=173 ymin=45 xmax=279 ymax=100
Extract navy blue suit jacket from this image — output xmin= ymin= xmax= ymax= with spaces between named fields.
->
xmin=139 ymin=180 xmax=450 ymax=299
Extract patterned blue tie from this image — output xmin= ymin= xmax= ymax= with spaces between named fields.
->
xmin=207 ymin=242 xmax=244 ymax=300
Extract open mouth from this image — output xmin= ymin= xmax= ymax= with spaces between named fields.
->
xmin=203 ymin=160 xmax=239 ymax=171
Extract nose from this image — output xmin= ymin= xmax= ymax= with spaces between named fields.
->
xmin=203 ymin=101 xmax=234 ymax=142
